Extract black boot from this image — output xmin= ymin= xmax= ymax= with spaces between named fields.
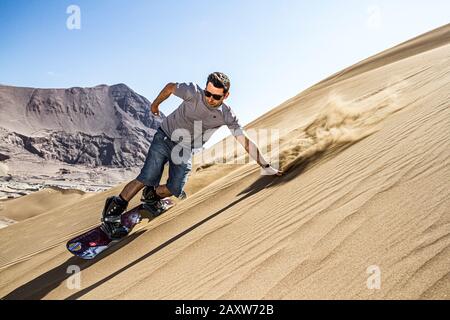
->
xmin=141 ymin=186 xmax=168 ymax=217
xmin=141 ymin=186 xmax=161 ymax=204
xmin=101 ymin=196 xmax=129 ymax=239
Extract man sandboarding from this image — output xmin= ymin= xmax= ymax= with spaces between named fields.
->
xmin=101 ymin=72 xmax=283 ymax=239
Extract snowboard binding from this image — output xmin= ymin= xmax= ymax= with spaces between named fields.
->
xmin=101 ymin=196 xmax=129 ymax=239
xmin=141 ymin=186 xmax=170 ymax=217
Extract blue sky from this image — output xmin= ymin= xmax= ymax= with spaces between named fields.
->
xmin=1 ymin=0 xmax=449 ymax=146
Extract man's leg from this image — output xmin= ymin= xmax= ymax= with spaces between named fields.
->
xmin=155 ymin=184 xmax=172 ymax=198
xmin=166 ymin=149 xmax=192 ymax=199
xmin=102 ymin=129 xmax=168 ymax=237
xmin=119 ymin=179 xmax=146 ymax=202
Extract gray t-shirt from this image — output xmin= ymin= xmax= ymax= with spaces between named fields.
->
xmin=160 ymin=82 xmax=244 ymax=149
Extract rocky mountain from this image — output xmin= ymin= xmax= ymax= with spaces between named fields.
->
xmin=0 ymin=83 xmax=164 ymax=167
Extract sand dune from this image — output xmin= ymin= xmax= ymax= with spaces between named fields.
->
xmin=0 ymin=187 xmax=93 ymax=222
xmin=0 ymin=24 xmax=449 ymax=300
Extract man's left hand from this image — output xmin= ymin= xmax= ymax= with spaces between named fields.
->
xmin=261 ymin=165 xmax=284 ymax=176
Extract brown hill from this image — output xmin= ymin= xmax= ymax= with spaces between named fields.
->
xmin=0 ymin=83 xmax=163 ymax=167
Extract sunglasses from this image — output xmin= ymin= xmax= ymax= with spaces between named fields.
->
xmin=204 ymin=89 xmax=224 ymax=101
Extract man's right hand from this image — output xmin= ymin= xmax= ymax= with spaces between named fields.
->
xmin=150 ymin=83 xmax=176 ymax=117
xmin=151 ymin=104 xmax=160 ymax=116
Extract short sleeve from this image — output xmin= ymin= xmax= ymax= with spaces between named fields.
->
xmin=225 ymin=107 xmax=245 ymax=136
xmin=173 ymin=82 xmax=198 ymax=102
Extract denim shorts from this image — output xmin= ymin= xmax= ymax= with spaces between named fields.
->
xmin=136 ymin=128 xmax=192 ymax=198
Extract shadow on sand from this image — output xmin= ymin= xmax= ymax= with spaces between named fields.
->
xmin=2 ymin=229 xmax=147 ymax=300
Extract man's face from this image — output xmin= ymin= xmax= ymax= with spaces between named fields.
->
xmin=204 ymin=82 xmax=229 ymax=108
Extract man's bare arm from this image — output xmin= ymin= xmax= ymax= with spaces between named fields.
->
xmin=235 ymin=133 xmax=283 ymax=176
xmin=151 ymin=83 xmax=176 ymax=115
xmin=235 ymin=133 xmax=267 ymax=167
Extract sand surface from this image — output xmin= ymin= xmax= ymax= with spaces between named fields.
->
xmin=0 ymin=24 xmax=449 ymax=300
xmin=0 ymin=187 xmax=94 ymax=222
